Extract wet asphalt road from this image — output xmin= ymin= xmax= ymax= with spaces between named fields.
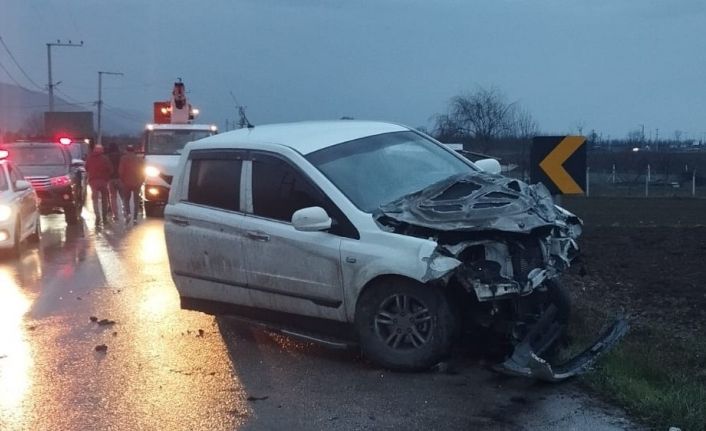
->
xmin=0 ymin=211 xmax=639 ymax=431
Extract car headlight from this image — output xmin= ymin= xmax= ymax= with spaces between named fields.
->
xmin=0 ymin=205 xmax=12 ymax=222
xmin=145 ymin=166 xmax=160 ymax=178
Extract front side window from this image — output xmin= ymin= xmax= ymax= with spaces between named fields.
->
xmin=7 ymin=164 xmax=24 ymax=184
xmin=251 ymin=154 xmax=325 ymax=222
xmin=0 ymin=167 xmax=8 ymax=191
xmin=187 ymin=158 xmax=241 ymax=211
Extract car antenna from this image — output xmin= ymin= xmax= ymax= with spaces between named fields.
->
xmin=229 ymin=91 xmax=254 ymax=129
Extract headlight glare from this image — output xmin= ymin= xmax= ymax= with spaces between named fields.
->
xmin=0 ymin=205 xmax=12 ymax=222
xmin=145 ymin=166 xmax=160 ymax=178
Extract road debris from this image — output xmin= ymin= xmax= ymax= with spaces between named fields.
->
xmin=97 ymin=319 xmax=116 ymax=326
xmin=95 ymin=344 xmax=108 ymax=353
xmin=89 ymin=316 xmax=98 ymax=322
xmin=246 ymin=395 xmax=269 ymax=402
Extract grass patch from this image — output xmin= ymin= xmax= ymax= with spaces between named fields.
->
xmin=567 ymin=306 xmax=706 ymax=430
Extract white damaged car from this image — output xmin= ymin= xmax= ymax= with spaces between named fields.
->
xmin=164 ymin=121 xmax=626 ymax=380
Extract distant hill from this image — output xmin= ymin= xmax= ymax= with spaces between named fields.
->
xmin=0 ymin=82 xmax=144 ymax=136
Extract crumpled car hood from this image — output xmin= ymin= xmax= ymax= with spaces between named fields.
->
xmin=376 ymin=172 xmax=574 ymax=234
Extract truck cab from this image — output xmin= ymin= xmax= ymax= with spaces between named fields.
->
xmin=142 ymin=123 xmax=217 ymax=216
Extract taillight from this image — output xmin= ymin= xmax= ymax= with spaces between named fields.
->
xmin=51 ymin=175 xmax=71 ymax=187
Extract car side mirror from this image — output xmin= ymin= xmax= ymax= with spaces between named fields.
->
xmin=474 ymin=158 xmax=502 ymax=175
xmin=15 ymin=180 xmax=31 ymax=191
xmin=292 ymin=206 xmax=332 ymax=232
xmin=72 ymin=159 xmax=85 ymax=168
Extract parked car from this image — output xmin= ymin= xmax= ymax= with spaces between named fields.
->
xmin=0 ymin=148 xmax=40 ymax=256
xmin=164 ymin=121 xmax=626 ymax=380
xmin=6 ymin=141 xmax=86 ymax=224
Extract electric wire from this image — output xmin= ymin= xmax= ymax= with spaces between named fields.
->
xmin=0 ymin=36 xmax=45 ymax=91
xmin=0 ymin=59 xmax=26 ymax=88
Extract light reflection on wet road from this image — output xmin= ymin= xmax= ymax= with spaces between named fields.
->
xmin=0 ymin=214 xmax=246 ymax=431
xmin=0 ymin=213 xmax=639 ymax=431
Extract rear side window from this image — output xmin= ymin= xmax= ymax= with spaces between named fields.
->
xmin=187 ymin=158 xmax=241 ymax=211
xmin=251 ymin=154 xmax=326 ymax=222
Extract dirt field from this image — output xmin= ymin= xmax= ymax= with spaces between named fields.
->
xmin=561 ymin=197 xmax=706 ymax=338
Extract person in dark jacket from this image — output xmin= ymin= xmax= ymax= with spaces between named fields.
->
xmin=119 ymin=145 xmax=144 ymax=224
xmin=85 ymin=145 xmax=113 ymax=227
xmin=105 ymin=143 xmax=123 ymax=221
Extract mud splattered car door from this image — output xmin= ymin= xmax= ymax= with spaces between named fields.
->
xmin=165 ymin=150 xmax=251 ymax=305
xmin=238 ymin=152 xmax=346 ymax=321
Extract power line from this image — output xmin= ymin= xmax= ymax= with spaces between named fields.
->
xmin=2 ymin=101 xmax=94 ymax=109
xmin=0 ymin=36 xmax=45 ymax=91
xmin=0 ymin=59 xmax=25 ymax=88
xmin=103 ymin=102 xmax=146 ymax=124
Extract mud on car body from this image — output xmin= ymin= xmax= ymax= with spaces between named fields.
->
xmin=165 ymin=121 xmax=626 ymax=381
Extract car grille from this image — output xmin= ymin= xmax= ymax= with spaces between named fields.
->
xmin=25 ymin=176 xmax=51 ymax=190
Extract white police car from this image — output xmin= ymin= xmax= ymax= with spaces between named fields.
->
xmin=0 ymin=148 xmax=40 ymax=256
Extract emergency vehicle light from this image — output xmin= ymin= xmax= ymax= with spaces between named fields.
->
xmin=0 ymin=149 xmax=8 ymax=159
xmin=58 ymin=137 xmax=72 ymax=146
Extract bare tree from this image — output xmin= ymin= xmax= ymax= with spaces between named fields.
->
xmin=434 ymin=87 xmax=518 ymax=143
xmin=512 ymin=107 xmax=539 ymax=139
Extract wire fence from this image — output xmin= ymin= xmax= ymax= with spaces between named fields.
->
xmin=507 ymin=165 xmax=704 ymax=198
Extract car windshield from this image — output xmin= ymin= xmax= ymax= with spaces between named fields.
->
xmin=146 ymin=129 xmax=214 ymax=155
xmin=11 ymin=146 xmax=67 ymax=166
xmin=306 ymin=131 xmax=476 ymax=212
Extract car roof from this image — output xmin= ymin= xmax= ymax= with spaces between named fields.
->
xmin=147 ymin=124 xmax=216 ymax=131
xmin=190 ymin=120 xmax=409 ymax=155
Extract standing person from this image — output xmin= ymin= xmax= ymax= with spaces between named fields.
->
xmin=119 ymin=145 xmax=144 ymax=224
xmin=85 ymin=145 xmax=113 ymax=227
xmin=106 ymin=142 xmax=123 ymax=221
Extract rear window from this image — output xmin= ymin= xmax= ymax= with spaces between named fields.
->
xmin=11 ymin=146 xmax=67 ymax=166
xmin=187 ymin=158 xmax=242 ymax=211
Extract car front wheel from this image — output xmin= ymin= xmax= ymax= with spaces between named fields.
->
xmin=28 ymin=217 xmax=40 ymax=243
xmin=355 ymin=278 xmax=457 ymax=371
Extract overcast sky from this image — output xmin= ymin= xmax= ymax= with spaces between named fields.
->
xmin=1 ymin=0 xmax=705 ymax=139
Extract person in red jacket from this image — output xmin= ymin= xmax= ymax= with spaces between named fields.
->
xmin=118 ymin=145 xmax=144 ymax=224
xmin=85 ymin=145 xmax=113 ymax=227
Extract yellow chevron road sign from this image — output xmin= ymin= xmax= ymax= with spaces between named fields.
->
xmin=530 ymin=136 xmax=587 ymax=195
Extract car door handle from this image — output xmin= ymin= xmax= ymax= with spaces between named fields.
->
xmin=246 ymin=231 xmax=270 ymax=242
xmin=170 ymin=217 xmax=190 ymax=226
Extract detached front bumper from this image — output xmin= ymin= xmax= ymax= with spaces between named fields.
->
xmin=494 ymin=304 xmax=629 ymax=382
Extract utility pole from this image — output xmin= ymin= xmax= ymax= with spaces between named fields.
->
xmin=46 ymin=40 xmax=83 ymax=111
xmin=97 ymin=71 xmax=123 ymax=147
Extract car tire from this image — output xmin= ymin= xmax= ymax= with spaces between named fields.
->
xmin=545 ymin=279 xmax=571 ymax=324
xmin=144 ymin=203 xmax=164 ymax=218
xmin=28 ymin=217 xmax=41 ymax=243
xmin=355 ymin=278 xmax=457 ymax=371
